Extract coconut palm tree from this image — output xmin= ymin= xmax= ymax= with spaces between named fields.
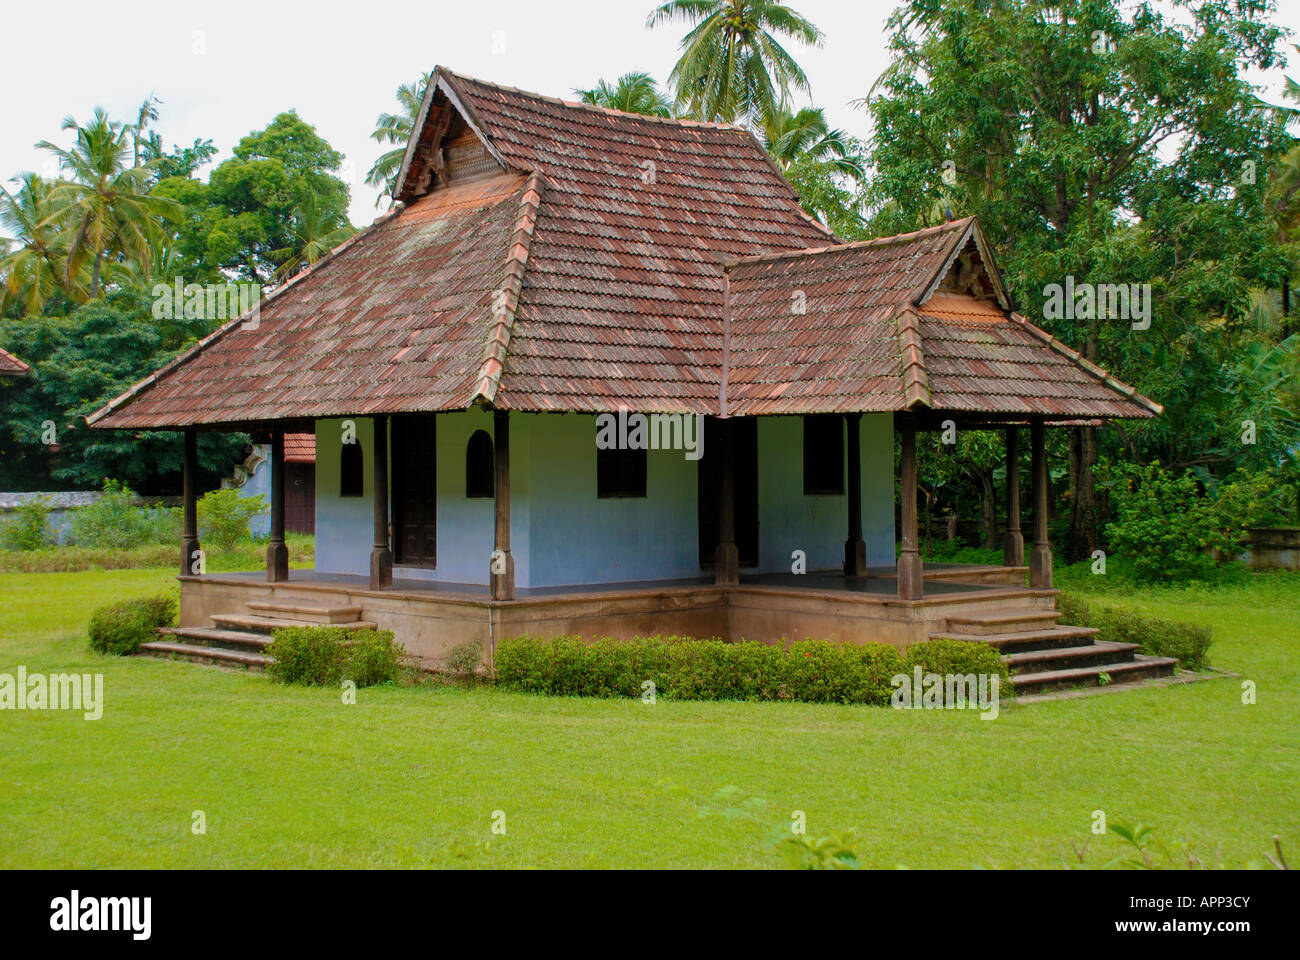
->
xmin=366 ymin=72 xmax=433 ymax=197
xmin=38 ymin=108 xmax=180 ymax=297
xmin=271 ymin=193 xmax=356 ymax=283
xmin=576 ymin=72 xmax=674 ymax=117
xmin=759 ymin=102 xmax=864 ymax=180
xmin=0 ymin=173 xmax=81 ymax=314
xmin=646 ymin=0 xmax=822 ymax=124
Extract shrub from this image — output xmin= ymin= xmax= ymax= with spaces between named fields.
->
xmin=785 ymin=640 xmax=904 ymax=704
xmin=903 ymin=637 xmax=1012 ymax=686
xmin=198 ymin=488 xmax=268 ymax=551
xmin=88 ymin=595 xmax=177 ymax=655
xmin=1 ymin=496 xmax=54 ymax=551
xmin=70 ymin=480 xmax=155 ymax=549
xmin=266 ymin=626 xmax=406 ymax=686
xmin=443 ymin=638 xmax=485 ymax=676
xmin=1058 ymin=593 xmax=1211 ymax=670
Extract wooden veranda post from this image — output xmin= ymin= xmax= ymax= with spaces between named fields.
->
xmin=897 ymin=420 xmax=923 ymax=599
xmin=844 ymin=412 xmax=866 ymax=576
xmin=369 ymin=415 xmax=393 ymax=589
xmin=490 ymin=409 xmax=515 ymax=600
xmin=267 ymin=430 xmax=289 ymax=582
xmin=181 ymin=427 xmax=201 ymax=577
xmin=1029 ymin=420 xmax=1053 ymax=588
xmin=1003 ymin=426 xmax=1024 ymax=567
xmin=714 ymin=418 xmax=740 ymax=586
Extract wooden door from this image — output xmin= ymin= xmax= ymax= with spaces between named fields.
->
xmin=698 ymin=417 xmax=758 ymax=568
xmin=392 ymin=415 xmax=437 ymax=567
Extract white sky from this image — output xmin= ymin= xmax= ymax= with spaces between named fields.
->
xmin=1 ymin=0 xmax=1296 ymax=229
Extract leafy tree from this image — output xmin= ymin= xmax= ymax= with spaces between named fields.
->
xmin=0 ymin=291 xmax=245 ymax=491
xmin=577 ymin=72 xmax=675 ymax=116
xmin=172 ymin=111 xmax=353 ymax=283
xmin=366 ymin=72 xmax=432 ymax=197
xmin=647 ymin=0 xmax=823 ymax=123
xmin=759 ymin=103 xmax=861 ymax=178
xmin=38 ymin=108 xmax=181 ymax=297
xmin=271 ymin=192 xmax=356 ymax=281
xmin=864 ymin=0 xmax=1293 ymax=559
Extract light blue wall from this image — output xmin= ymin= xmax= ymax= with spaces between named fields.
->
xmin=753 ymin=414 xmax=895 ymax=573
xmin=315 ymin=417 xmax=376 ymax=577
xmin=233 ymin=447 xmax=272 ymax=538
xmin=521 ymin=414 xmax=700 ymax=587
xmin=312 ymin=411 xmax=897 ymax=586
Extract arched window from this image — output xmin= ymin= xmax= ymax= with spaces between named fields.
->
xmin=340 ymin=440 xmax=364 ymax=497
xmin=466 ymin=430 xmax=495 ymax=498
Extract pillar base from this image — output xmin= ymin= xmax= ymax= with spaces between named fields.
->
xmin=267 ymin=541 xmax=289 ymax=582
xmin=181 ymin=537 xmax=202 ymax=577
xmin=897 ymin=550 xmax=923 ymax=599
xmin=490 ymin=551 xmax=515 ymax=600
xmin=369 ymin=548 xmax=393 ymax=590
xmin=714 ymin=542 xmax=739 ymax=586
xmin=1003 ymin=531 xmax=1025 ymax=567
xmin=1029 ymin=544 xmax=1053 ymax=589
xmin=844 ymin=537 xmax=867 ymax=577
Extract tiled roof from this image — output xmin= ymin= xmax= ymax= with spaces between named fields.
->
xmin=0 ymin=346 xmax=29 ymax=377
xmin=88 ymin=69 xmax=1158 ymax=429
xmin=92 ymin=172 xmax=542 ymax=428
xmin=724 ymin=219 xmax=1159 ymax=419
xmin=283 ymin=433 xmax=315 ymax=464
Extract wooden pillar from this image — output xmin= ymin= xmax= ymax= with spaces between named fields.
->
xmin=1029 ymin=420 xmax=1053 ymax=589
xmin=714 ymin=418 xmax=740 ymax=585
xmin=490 ymin=409 xmax=515 ymax=600
xmin=1003 ymin=426 xmax=1024 ymax=567
xmin=267 ymin=430 xmax=289 ymax=582
xmin=370 ymin=415 xmax=393 ymax=590
xmin=844 ymin=413 xmax=866 ymax=576
xmin=897 ymin=420 xmax=923 ymax=599
xmin=181 ymin=427 xmax=201 ymax=577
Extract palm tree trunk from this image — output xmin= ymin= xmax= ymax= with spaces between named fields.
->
xmin=91 ymin=248 xmax=104 ymax=298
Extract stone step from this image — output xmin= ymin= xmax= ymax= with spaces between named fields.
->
xmin=932 ymin=625 xmax=1099 ymax=654
xmin=1004 ymin=641 xmax=1138 ymax=674
xmin=211 ymin=613 xmax=377 ymax=635
xmin=158 ymin=626 xmax=271 ymax=652
xmin=946 ymin=609 xmax=1062 ymax=636
xmin=1011 ymin=654 xmax=1179 ymax=695
xmin=245 ymin=601 xmax=363 ymax=624
xmin=139 ymin=640 xmax=271 ymax=670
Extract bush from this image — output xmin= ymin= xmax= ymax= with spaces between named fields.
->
xmin=495 ymin=635 xmax=1006 ymax=705
xmin=265 ymin=626 xmax=406 ymax=686
xmin=1 ymin=496 xmax=54 ymax=551
xmin=443 ymin=638 xmax=485 ymax=676
xmin=70 ymin=480 xmax=171 ymax=550
xmin=88 ymin=595 xmax=177 ymax=655
xmin=198 ymin=488 xmax=267 ymax=551
xmin=1058 ymin=593 xmax=1211 ymax=670
xmin=785 ymin=640 xmax=904 ymax=704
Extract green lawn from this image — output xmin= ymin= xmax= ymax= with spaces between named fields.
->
xmin=1 ymin=567 xmax=1296 ymax=868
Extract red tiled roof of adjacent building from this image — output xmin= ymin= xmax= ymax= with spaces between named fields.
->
xmin=283 ymin=433 xmax=315 ymax=464
xmin=0 ymin=346 xmax=30 ymax=377
xmin=88 ymin=68 xmax=1159 ymax=430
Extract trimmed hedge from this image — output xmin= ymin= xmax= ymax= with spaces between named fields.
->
xmin=1058 ymin=593 xmax=1211 ymax=670
xmin=265 ymin=626 xmax=408 ymax=686
xmin=88 ymin=595 xmax=177 ymax=655
xmin=494 ymin=635 xmax=1012 ymax=704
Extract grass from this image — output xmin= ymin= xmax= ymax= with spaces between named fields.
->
xmin=0 ymin=533 xmax=314 ymax=573
xmin=0 ymin=565 xmax=1296 ymax=869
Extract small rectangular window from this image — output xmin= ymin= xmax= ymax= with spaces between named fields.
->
xmin=803 ymin=415 xmax=844 ymax=495
xmin=597 ymin=447 xmax=647 ymax=498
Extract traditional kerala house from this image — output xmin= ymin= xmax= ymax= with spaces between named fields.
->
xmin=0 ymin=346 xmax=29 ymax=378
xmin=88 ymin=69 xmax=1172 ymax=690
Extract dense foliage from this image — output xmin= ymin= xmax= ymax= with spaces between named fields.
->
xmin=87 ymin=594 xmax=177 ymax=655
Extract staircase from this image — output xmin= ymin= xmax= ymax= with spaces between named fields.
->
xmin=141 ymin=600 xmax=376 ymax=671
xmin=931 ymin=607 xmax=1178 ymax=696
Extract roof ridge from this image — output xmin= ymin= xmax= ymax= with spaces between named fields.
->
xmin=86 ymin=204 xmax=408 ymax=428
xmin=0 ymin=346 xmax=30 ymax=374
xmin=1008 ymin=312 xmax=1163 ymax=416
xmin=443 ymin=69 xmax=753 ymax=132
xmin=723 ymin=217 xmax=976 ymax=270
xmin=472 ymin=171 xmax=547 ymax=406
xmin=896 ymin=306 xmax=932 ymax=410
